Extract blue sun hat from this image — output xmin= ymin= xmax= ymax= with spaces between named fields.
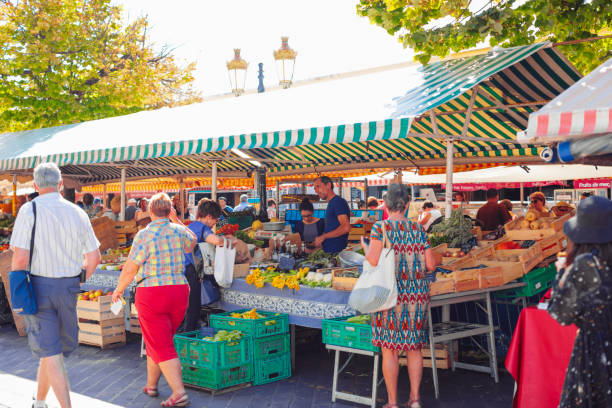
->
xmin=563 ymin=195 xmax=612 ymax=244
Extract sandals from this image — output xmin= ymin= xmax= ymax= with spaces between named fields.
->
xmin=406 ymin=400 xmax=422 ymax=408
xmin=161 ymin=393 xmax=189 ymax=407
xmin=383 ymin=404 xmax=399 ymax=408
xmin=143 ymin=386 xmax=159 ymax=397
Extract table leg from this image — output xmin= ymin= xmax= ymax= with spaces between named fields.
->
xmin=331 ymin=349 xmax=340 ymax=403
xmin=371 ymin=354 xmax=379 ymax=408
xmin=449 ymin=337 xmax=455 ymax=372
xmin=290 ymin=324 xmax=296 ymax=372
xmin=486 ymin=292 xmax=499 ymax=383
xmin=428 ymin=305 xmax=439 ymax=399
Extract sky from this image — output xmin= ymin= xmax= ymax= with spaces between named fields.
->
xmin=117 ymin=0 xmax=415 ymax=97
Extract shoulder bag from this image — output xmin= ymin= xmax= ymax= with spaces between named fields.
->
xmin=348 ymin=221 xmax=397 ymax=313
xmin=9 ymin=202 xmax=38 ymax=315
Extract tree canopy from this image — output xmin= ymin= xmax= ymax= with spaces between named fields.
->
xmin=357 ymin=0 xmax=612 ymax=73
xmin=0 ymin=0 xmax=202 ymax=133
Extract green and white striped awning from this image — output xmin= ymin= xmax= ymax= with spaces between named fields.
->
xmin=0 ymin=42 xmax=581 ymax=184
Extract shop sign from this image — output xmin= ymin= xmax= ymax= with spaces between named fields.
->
xmin=574 ymin=178 xmax=611 ymax=189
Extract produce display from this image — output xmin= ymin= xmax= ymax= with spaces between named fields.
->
xmin=230 ymin=308 xmax=265 ymax=319
xmin=345 ymin=315 xmax=371 ymax=325
xmin=430 ymin=209 xmax=473 ymax=248
xmin=216 ymin=224 xmax=239 ymax=235
xmin=245 ymin=266 xmax=333 ymax=290
xmin=78 ymin=289 xmax=113 ymax=301
xmin=495 ymin=240 xmax=536 ymax=250
xmin=98 ymin=263 xmax=124 ymax=270
xmin=0 ymin=241 xmax=9 ymax=252
xmin=518 ymin=210 xmax=552 ymax=230
xmin=203 ymin=330 xmax=244 ymax=342
xmin=0 ymin=213 xmax=15 ymax=229
xmin=235 ymin=230 xmax=264 ymax=247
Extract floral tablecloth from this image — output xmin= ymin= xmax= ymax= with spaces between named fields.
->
xmin=219 ymin=278 xmax=356 ymax=328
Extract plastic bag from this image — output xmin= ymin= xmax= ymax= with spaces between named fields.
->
xmin=214 ymin=237 xmax=235 ymax=288
xmin=348 ymin=222 xmax=397 ymax=313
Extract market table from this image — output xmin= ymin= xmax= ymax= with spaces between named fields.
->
xmin=426 ymin=282 xmax=525 ymax=398
xmin=218 ymin=278 xmax=355 ymax=328
xmin=505 ymin=306 xmax=577 ymax=408
xmin=82 ymin=268 xmax=133 ymax=297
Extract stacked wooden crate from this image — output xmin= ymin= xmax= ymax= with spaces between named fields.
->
xmin=77 ymin=295 xmax=126 ymax=348
xmin=115 ymin=220 xmax=138 ymax=247
xmin=399 ymin=342 xmax=458 ymax=369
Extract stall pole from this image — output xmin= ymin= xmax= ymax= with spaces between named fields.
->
xmin=520 ymin=182 xmax=525 ymax=207
xmin=256 ymin=167 xmax=268 ymax=221
xmin=179 ymin=177 xmax=185 ymax=221
xmin=276 ymin=180 xmax=280 ymax=219
xmin=120 ymin=168 xmax=126 ymax=221
xmin=102 ymin=183 xmax=107 ymax=209
xmin=12 ymin=175 xmax=17 ymax=216
xmin=301 ymin=182 xmax=306 ymax=195
xmin=211 ymin=161 xmax=218 ymax=201
xmin=363 ymin=178 xmax=368 ymax=200
xmin=444 ymin=140 xmax=454 ymax=219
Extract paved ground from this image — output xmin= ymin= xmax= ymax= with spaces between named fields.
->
xmin=0 ymin=323 xmax=514 ymax=408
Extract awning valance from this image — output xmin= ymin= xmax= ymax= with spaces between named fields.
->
xmin=0 ymin=42 xmax=580 ymax=183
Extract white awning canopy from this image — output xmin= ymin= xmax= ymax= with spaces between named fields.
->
xmin=520 ymin=56 xmax=612 ymax=143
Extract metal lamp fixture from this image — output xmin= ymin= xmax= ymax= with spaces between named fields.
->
xmin=273 ymin=36 xmax=297 ymax=89
xmin=227 ymin=48 xmax=248 ymax=96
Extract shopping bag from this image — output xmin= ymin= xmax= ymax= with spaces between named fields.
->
xmin=200 ymin=275 xmax=220 ymax=305
xmin=348 ymin=222 xmax=397 ymax=313
xmin=197 ymin=242 xmax=216 ymax=275
xmin=214 ymin=237 xmax=235 ymax=288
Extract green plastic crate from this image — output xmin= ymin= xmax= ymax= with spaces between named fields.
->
xmin=181 ymin=362 xmax=252 ymax=390
xmin=253 ymin=333 xmax=290 ymax=359
xmin=227 ymin=215 xmax=253 ymax=230
xmin=496 ymin=264 xmax=557 ymax=299
xmin=210 ymin=310 xmax=289 ymax=339
xmin=174 ymin=331 xmax=251 ymax=369
xmin=253 ymin=353 xmax=291 ymax=385
xmin=321 ymin=316 xmax=380 ymax=352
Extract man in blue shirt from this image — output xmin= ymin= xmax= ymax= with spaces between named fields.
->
xmin=218 ymin=196 xmax=233 ymax=220
xmin=313 ymin=176 xmax=351 ymax=254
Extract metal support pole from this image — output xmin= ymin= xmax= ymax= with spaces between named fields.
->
xmin=211 ymin=161 xmax=218 ymax=201
xmin=363 ymin=178 xmax=368 ymax=200
xmin=12 ymin=175 xmax=17 ymax=216
xmin=276 ymin=180 xmax=281 ymax=219
xmin=445 ymin=140 xmax=454 ymax=219
xmin=179 ymin=177 xmax=185 ymax=221
xmin=102 ymin=183 xmax=107 ymax=210
xmin=120 ymin=168 xmax=126 ymax=221
xmin=520 ymin=182 xmax=525 ymax=208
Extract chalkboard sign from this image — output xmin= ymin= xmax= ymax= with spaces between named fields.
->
xmin=350 ymin=187 xmax=361 ymax=201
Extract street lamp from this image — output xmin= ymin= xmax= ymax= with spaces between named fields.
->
xmin=273 ymin=36 xmax=297 ymax=89
xmin=227 ymin=48 xmax=248 ymax=96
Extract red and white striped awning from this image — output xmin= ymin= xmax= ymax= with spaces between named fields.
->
xmin=520 ymin=56 xmax=612 ymax=143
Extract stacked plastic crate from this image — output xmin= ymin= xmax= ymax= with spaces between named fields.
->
xmin=174 ymin=330 xmax=252 ymax=391
xmin=211 ymin=309 xmax=291 ymax=386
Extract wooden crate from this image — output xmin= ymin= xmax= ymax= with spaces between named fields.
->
xmin=504 ymin=213 xmax=571 ymax=241
xmin=233 ymin=263 xmax=251 ymax=278
xmin=400 ymin=342 xmax=458 ymax=370
xmin=0 ymin=250 xmax=26 ymax=336
xmin=115 ymin=220 xmax=138 ymax=234
xmin=429 ymin=279 xmax=454 ymax=296
xmin=431 ymin=243 xmax=448 ymax=266
xmin=540 ymin=232 xmax=566 ymax=258
xmin=331 ymin=268 xmax=359 ymax=291
xmin=490 ymin=242 xmax=544 ymax=276
xmin=129 ymin=314 xmax=141 ymax=334
xmin=478 ymin=266 xmax=504 ymax=288
xmin=77 ymin=295 xmax=124 ymax=321
xmin=78 ymin=317 xmax=126 ymax=348
xmin=91 ymin=217 xmax=118 ymax=252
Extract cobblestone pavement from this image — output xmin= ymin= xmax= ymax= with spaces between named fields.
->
xmin=0 ymin=324 xmax=514 ymax=407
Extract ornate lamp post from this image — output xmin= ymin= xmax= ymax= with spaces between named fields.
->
xmin=227 ymin=48 xmax=248 ymax=96
xmin=273 ymin=36 xmax=297 ymax=89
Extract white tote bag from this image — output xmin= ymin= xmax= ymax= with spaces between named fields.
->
xmin=348 ymin=222 xmax=397 ymax=313
xmin=198 ymin=242 xmax=216 ymax=275
xmin=214 ymin=238 xmax=236 ymax=288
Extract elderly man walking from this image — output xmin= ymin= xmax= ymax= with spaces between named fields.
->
xmin=10 ymin=163 xmax=101 ymax=408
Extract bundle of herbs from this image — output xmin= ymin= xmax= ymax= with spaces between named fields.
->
xmin=430 ymin=209 xmax=473 ymax=248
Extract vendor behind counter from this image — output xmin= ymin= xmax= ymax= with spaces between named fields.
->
xmin=294 ymin=198 xmax=325 ymax=248
xmin=313 ymin=177 xmax=351 ymax=254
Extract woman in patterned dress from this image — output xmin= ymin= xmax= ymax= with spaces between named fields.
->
xmin=362 ymin=183 xmax=436 ymax=408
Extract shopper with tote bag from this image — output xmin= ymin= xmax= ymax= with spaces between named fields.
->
xmin=359 ymin=183 xmax=437 ymax=408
